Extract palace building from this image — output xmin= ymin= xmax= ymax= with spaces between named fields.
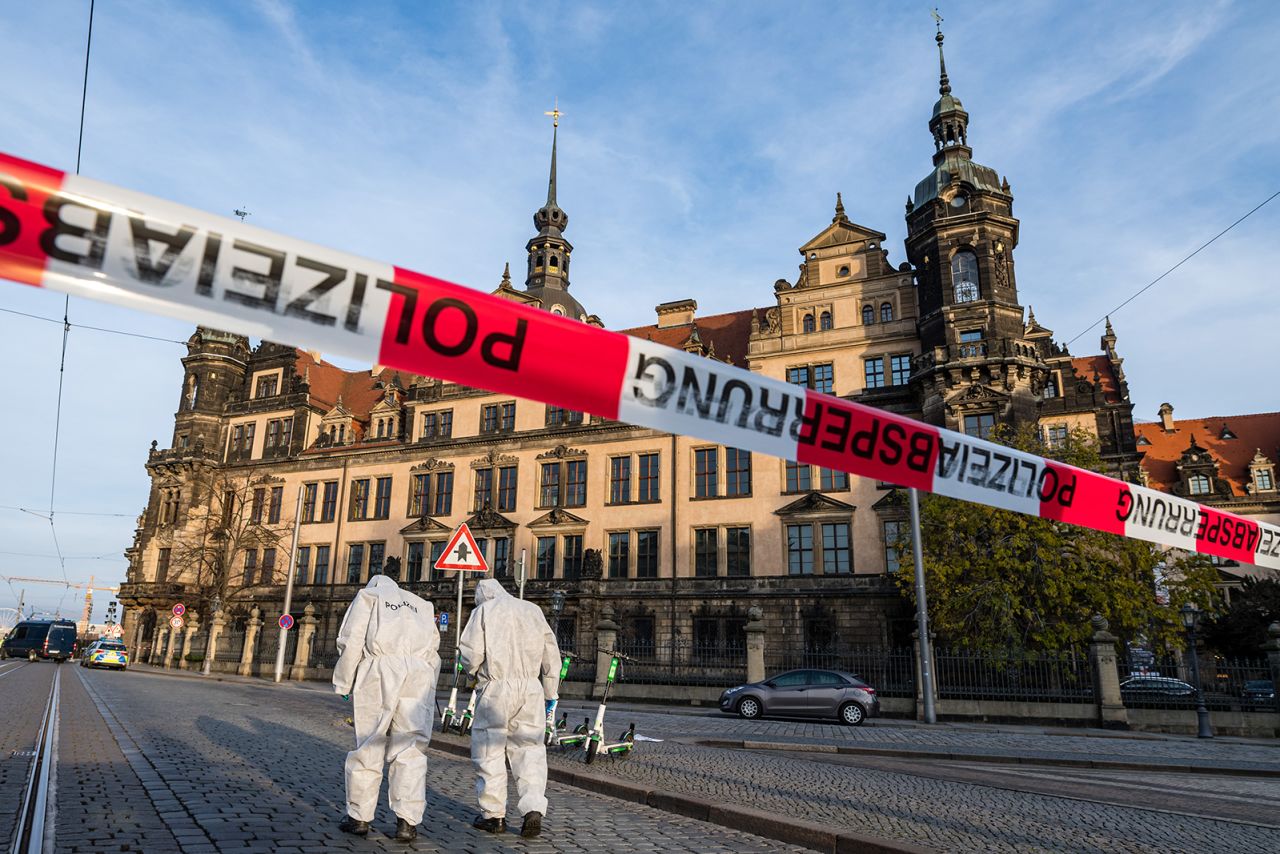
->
xmin=117 ymin=28 xmax=1152 ymax=672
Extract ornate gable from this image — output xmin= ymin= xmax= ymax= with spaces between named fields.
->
xmin=537 ymin=445 xmax=587 ymax=460
xmin=528 ymin=508 xmax=589 ymax=528
xmin=775 ymin=492 xmax=857 ymax=517
xmin=398 ymin=516 xmax=452 ymax=536
xmin=466 ymin=506 xmax=517 ymax=531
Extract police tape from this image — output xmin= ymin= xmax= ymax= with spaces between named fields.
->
xmin=2 ymin=149 xmax=1277 ymax=570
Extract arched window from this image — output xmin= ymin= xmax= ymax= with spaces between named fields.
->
xmin=536 ymin=254 xmax=545 ymax=268
xmin=880 ymin=302 xmax=894 ymax=323
xmin=1188 ymin=474 xmax=1211 ymax=496
xmin=862 ymin=305 xmax=874 ymax=325
xmin=549 ymin=255 xmax=559 ymax=269
xmin=819 ymin=311 xmax=833 ymax=331
xmin=952 ymin=251 xmax=980 ymax=303
xmin=802 ymin=314 xmax=816 ymax=333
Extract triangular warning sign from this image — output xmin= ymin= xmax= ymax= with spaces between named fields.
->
xmin=434 ymin=522 xmax=489 ymax=572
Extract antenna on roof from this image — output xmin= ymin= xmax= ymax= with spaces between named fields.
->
xmin=234 ymin=207 xmax=252 ymax=222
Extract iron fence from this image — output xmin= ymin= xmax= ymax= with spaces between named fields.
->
xmin=1119 ymin=654 xmax=1275 ymax=712
xmin=216 ymin=628 xmax=245 ymax=662
xmin=612 ymin=639 xmax=746 ymax=687
xmin=934 ymin=648 xmax=1094 ymax=703
xmin=766 ymin=646 xmax=915 ymax=698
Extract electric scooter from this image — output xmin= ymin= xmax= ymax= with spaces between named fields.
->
xmin=453 ymin=679 xmax=478 ymax=736
xmin=439 ymin=651 xmax=464 ymax=732
xmin=544 ymin=651 xmax=578 ymax=746
xmin=583 ymin=648 xmax=636 ymax=764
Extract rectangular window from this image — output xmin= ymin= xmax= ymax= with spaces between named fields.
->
xmin=562 ymin=535 xmax=584 ymax=580
xmin=610 ymin=457 xmax=631 ymax=504
xmin=432 ymin=471 xmax=453 ymax=516
xmin=726 ymin=527 xmax=750 ymax=577
xmin=787 ymin=364 xmax=833 ymax=393
xmin=864 ymin=357 xmax=885 ymax=389
xmin=497 ymin=465 xmax=518 ymax=512
xmin=347 ymin=544 xmax=364 ymax=584
xmin=302 ymin=483 xmax=317 ymax=523
xmin=231 ymin=424 xmax=244 ymax=457
xmin=786 ymin=460 xmax=812 ymax=493
xmin=695 ymin=528 xmax=718 ymax=577
xmin=156 ymin=548 xmax=171 ymax=584
xmin=350 ymin=478 xmax=370 ymax=520
xmin=501 ymin=402 xmax=515 ymax=432
xmin=407 ymin=542 xmax=424 ymax=582
xmin=819 ymin=467 xmax=849 ymax=491
xmin=321 ymin=481 xmax=338 ymax=522
xmin=726 ymin=448 xmax=751 ymax=496
xmin=251 ymin=487 xmax=265 ymax=525
xmin=1045 ymin=424 xmax=1068 ymax=449
xmin=787 ymin=524 xmax=814 ymax=575
xmin=546 ymin=405 xmax=584 ymax=426
xmin=368 ymin=542 xmax=385 ymax=576
xmin=255 ymin=374 xmax=278 ymax=398
xmin=492 ymin=537 xmax=511 ymax=578
xmin=314 ymin=545 xmax=330 ymax=585
xmin=964 ymin=413 xmax=995 ymax=440
xmin=265 ymin=418 xmax=281 ymax=450
xmin=536 ymin=536 xmax=556 ymax=580
xmin=883 ymin=520 xmax=903 ymax=573
xmin=695 ymin=448 xmax=718 ymax=498
xmin=822 ymin=523 xmax=851 ymax=574
xmin=481 ymin=404 xmax=499 ymax=434
xmin=959 ymin=329 xmax=985 ymax=358
xmin=280 ymin=416 xmax=293 ymax=449
xmin=1259 ymin=469 xmax=1275 ymax=491
xmin=636 ymin=530 xmax=659 ymax=578
xmin=565 ymin=460 xmax=587 ymax=507
xmin=890 ymin=355 xmax=911 ymax=386
xmin=260 ymin=547 xmax=276 ymax=585
xmin=429 ymin=541 xmax=447 ymax=581
xmin=540 ymin=463 xmax=561 ymax=507
xmin=242 ymin=549 xmax=257 ymax=586
xmin=295 ymin=545 xmax=310 ymax=586
xmin=409 ymin=474 xmax=429 ymax=517
xmin=372 ymin=477 xmax=391 ymax=519
xmin=268 ymin=485 xmax=283 ymax=524
xmin=420 ymin=410 xmax=454 ymax=439
xmin=243 ymin=422 xmax=255 ymax=457
xmin=474 ymin=467 xmax=494 ymax=511
xmin=786 ymin=366 xmax=810 ymax=388
xmin=638 ymin=453 xmax=660 ymax=502
xmin=608 ymin=532 xmax=630 ymax=578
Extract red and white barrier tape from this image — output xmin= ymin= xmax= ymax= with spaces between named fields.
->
xmin=2 ymin=150 xmax=1276 ymax=570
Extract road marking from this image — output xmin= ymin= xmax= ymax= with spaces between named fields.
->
xmin=0 ymin=662 xmax=28 ymax=678
xmin=11 ymin=665 xmax=59 ymax=854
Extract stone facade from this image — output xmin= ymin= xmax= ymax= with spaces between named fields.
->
xmin=116 ymin=27 xmax=1141 ymax=670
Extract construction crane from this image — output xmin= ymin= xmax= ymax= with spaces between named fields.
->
xmin=1 ymin=574 xmax=120 ymax=633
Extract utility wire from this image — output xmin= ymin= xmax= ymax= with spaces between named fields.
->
xmin=1066 ymin=188 xmax=1280 ymax=347
xmin=0 ymin=306 xmax=185 ymax=344
xmin=0 ymin=504 xmax=134 ymax=518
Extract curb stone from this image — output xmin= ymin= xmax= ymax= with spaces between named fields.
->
xmin=429 ymin=734 xmax=932 ymax=854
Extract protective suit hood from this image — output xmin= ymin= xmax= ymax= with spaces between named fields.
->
xmin=474 ymin=578 xmax=509 ymax=606
xmin=366 ymin=574 xmax=399 ymax=592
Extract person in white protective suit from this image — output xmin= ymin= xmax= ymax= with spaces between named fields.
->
xmin=459 ymin=578 xmax=561 ymax=838
xmin=332 ymin=567 xmax=441 ymax=843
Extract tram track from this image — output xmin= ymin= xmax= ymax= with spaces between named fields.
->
xmin=9 ymin=666 xmax=59 ymax=854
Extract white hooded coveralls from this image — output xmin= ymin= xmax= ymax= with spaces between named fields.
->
xmin=333 ymin=575 xmax=441 ymax=825
xmin=458 ymin=579 xmax=561 ymax=819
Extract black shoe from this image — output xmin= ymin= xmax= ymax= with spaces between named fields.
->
xmin=394 ymin=818 xmax=417 ymax=842
xmin=521 ymin=811 xmax=543 ymax=839
xmin=472 ymin=814 xmax=507 ymax=834
xmin=338 ymin=815 xmax=369 ymax=836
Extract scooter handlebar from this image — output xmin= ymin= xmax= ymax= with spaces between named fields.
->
xmin=601 ymin=649 xmax=639 ymax=662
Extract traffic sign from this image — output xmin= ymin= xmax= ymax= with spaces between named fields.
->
xmin=169 ymin=615 xmax=184 ymax=630
xmin=172 ymin=603 xmax=186 ymax=617
xmin=279 ymin=614 xmax=294 ymax=630
xmin=438 ymin=612 xmax=449 ymax=630
xmin=433 ymin=523 xmax=489 ymax=572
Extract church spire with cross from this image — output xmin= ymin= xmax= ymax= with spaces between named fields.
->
xmin=523 ymin=99 xmax=589 ymax=320
xmin=928 ymin=9 xmax=970 ymax=161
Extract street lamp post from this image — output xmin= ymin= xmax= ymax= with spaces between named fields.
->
xmin=1180 ymin=603 xmax=1213 ymax=739
xmin=550 ymin=589 xmax=565 ymax=648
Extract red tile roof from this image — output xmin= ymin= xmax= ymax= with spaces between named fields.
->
xmin=1135 ymin=411 xmax=1280 ymax=495
xmin=618 ymin=308 xmax=763 ymax=368
xmin=295 ymin=351 xmax=406 ymax=419
xmin=1070 ymin=356 xmax=1123 ymax=404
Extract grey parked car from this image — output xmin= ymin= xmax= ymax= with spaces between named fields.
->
xmin=719 ymin=669 xmax=880 ymax=725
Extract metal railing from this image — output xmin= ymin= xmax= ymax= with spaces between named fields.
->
xmin=934 ymin=648 xmax=1094 ymax=703
xmin=1119 ymin=654 xmax=1275 ymax=712
xmin=613 ymin=639 xmax=745 ymax=687
xmin=766 ymin=646 xmax=915 ymax=698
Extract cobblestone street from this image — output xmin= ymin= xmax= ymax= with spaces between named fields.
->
xmin=3 ymin=663 xmax=1279 ymax=853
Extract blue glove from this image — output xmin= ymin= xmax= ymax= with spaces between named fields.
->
xmin=545 ymin=699 xmax=557 ymax=715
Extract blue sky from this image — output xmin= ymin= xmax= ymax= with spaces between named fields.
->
xmin=1 ymin=0 xmax=1277 ymax=620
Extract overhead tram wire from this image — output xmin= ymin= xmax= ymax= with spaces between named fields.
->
xmin=1065 ymin=188 xmax=1280 ymax=347
xmin=0 ymin=306 xmax=187 ymax=345
xmin=46 ymin=0 xmax=97 ymax=591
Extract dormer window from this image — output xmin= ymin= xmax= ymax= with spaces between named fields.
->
xmin=255 ymin=374 xmax=278 ymax=399
xmin=1219 ymin=425 xmax=1237 ymax=440
xmin=1187 ymin=474 xmax=1211 ymax=496
xmin=952 ymin=251 xmax=980 ymax=303
xmin=1257 ymin=469 xmax=1275 ymax=491
xmin=1042 ymin=375 xmax=1059 ymax=399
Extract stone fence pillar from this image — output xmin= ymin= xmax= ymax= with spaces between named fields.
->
xmin=911 ymin=629 xmax=938 ymax=721
xmin=1088 ymin=615 xmax=1128 ymax=729
xmin=593 ymin=606 xmax=619 ymax=699
xmin=178 ymin=611 xmax=200 ymax=670
xmin=744 ymin=606 xmax=766 ymax=684
xmin=1264 ymin=622 xmax=1280 ymax=716
xmin=239 ymin=606 xmax=263 ymax=677
xmin=152 ymin=626 xmax=169 ymax=666
xmin=206 ymin=610 xmax=226 ymax=671
xmin=165 ymin=623 xmax=181 ymax=669
xmin=291 ymin=604 xmax=318 ymax=681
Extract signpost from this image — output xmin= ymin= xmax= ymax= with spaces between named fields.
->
xmin=433 ymin=523 xmax=489 ymax=652
xmin=274 ymin=486 xmax=305 ymax=684
xmin=172 ymin=603 xmax=186 ymax=617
